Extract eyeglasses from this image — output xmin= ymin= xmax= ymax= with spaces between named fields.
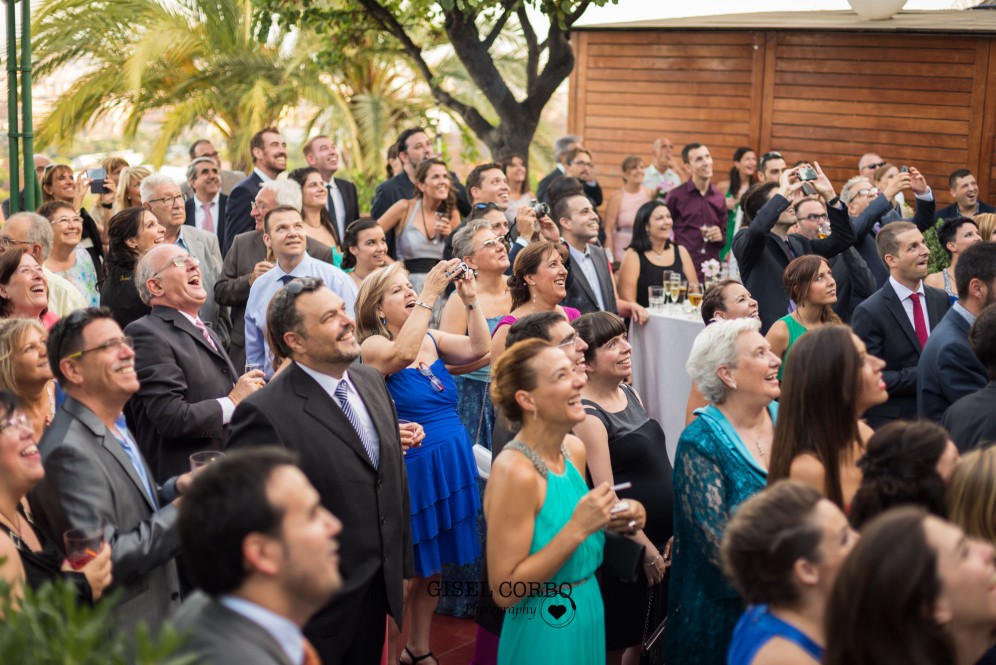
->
xmin=153 ymin=254 xmax=199 ymax=277
xmin=0 ymin=413 xmax=30 ymax=434
xmin=760 ymin=151 xmax=783 ymax=162
xmin=0 ymin=237 xmax=32 ymax=248
xmin=856 ymin=187 xmax=879 ymax=198
xmin=417 ymin=362 xmax=445 ymax=392
xmin=147 ymin=194 xmax=184 ymax=206
xmin=63 ymin=336 xmax=133 ymax=361
xmin=283 ymin=277 xmax=324 ymax=296
xmin=801 ymin=213 xmax=829 ymax=222
xmin=475 ymin=237 xmax=509 ymax=253
xmin=862 ymin=161 xmax=886 ymax=171
xmin=50 ymin=215 xmax=83 ymax=226
xmin=251 ymin=200 xmax=270 ymax=212
xmin=15 ymin=265 xmax=45 ymax=277
xmin=557 ymin=333 xmax=582 ymax=349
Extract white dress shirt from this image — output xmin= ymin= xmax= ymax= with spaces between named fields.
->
xmin=889 ymin=275 xmax=930 ymax=336
xmin=297 ymin=364 xmax=380 ymax=451
xmin=219 ymin=595 xmax=303 ymax=665
xmin=568 ymin=242 xmax=606 ymax=311
xmin=193 ymin=193 xmax=221 ymax=233
xmin=324 ymin=179 xmax=347 ymax=239
xmin=252 ymin=167 xmax=274 ymax=184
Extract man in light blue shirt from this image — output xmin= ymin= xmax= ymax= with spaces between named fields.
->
xmin=245 ymin=205 xmax=357 ymax=376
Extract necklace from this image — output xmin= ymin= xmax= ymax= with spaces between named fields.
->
xmin=419 ymin=201 xmax=438 ymax=242
xmin=650 ymin=243 xmax=667 ymax=260
xmin=0 ymin=505 xmax=24 ymax=548
xmin=753 ymin=439 xmax=766 ymax=458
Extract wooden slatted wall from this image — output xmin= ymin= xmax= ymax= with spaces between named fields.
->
xmin=569 ymin=29 xmax=996 ymax=208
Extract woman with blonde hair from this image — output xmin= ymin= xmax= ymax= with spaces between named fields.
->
xmin=603 ymin=155 xmax=653 ymax=262
xmin=0 ymin=319 xmax=55 ymax=440
xmin=949 ymin=446 xmax=996 ymax=543
xmin=973 ymin=212 xmax=996 ymax=242
xmin=356 ymin=259 xmax=489 ymax=665
xmin=111 ymin=165 xmax=151 ymax=214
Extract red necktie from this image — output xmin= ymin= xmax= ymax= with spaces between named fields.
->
xmin=909 ymin=292 xmax=928 ymax=349
xmin=302 ymin=637 xmax=322 ymax=665
xmin=201 ymin=202 xmax=214 ymax=233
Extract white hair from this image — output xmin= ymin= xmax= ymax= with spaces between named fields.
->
xmin=139 ymin=173 xmax=180 ymax=203
xmin=686 ymin=317 xmax=761 ymax=404
xmin=260 ymin=179 xmax=302 ymax=211
xmin=6 ymin=212 xmax=53 ymax=260
xmin=840 ymin=176 xmax=870 ymax=205
xmin=134 ymin=244 xmax=177 ymax=305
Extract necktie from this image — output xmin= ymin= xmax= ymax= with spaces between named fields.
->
xmin=334 ymin=380 xmax=379 ymax=468
xmin=280 ymin=274 xmax=296 ymax=285
xmin=194 ymin=317 xmax=218 ymax=352
xmin=115 ymin=428 xmax=157 ymax=508
xmin=301 ymin=637 xmax=322 ymax=665
xmin=324 ymin=183 xmax=341 ymax=244
xmin=909 ymin=292 xmax=929 ymax=349
xmin=201 ymin=202 xmax=214 ymax=233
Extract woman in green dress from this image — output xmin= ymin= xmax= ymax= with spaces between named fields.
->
xmin=765 ymin=254 xmax=841 ymax=381
xmin=486 ymin=339 xmax=646 ymax=665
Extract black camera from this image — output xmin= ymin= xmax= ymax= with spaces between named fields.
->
xmin=900 ymin=166 xmax=910 ymax=173
xmin=530 ymin=200 xmax=550 ymax=217
xmin=798 ymin=167 xmax=818 ymax=181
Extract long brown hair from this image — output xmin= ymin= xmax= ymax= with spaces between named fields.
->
xmin=768 ymin=325 xmax=862 ymax=508
xmin=783 ymin=254 xmax=841 ymax=324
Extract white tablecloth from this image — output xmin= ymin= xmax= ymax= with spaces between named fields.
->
xmin=629 ymin=312 xmax=705 ymax=463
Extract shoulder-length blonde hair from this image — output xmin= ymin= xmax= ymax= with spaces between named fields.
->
xmin=0 ymin=318 xmax=47 ymax=394
xmin=355 ymin=262 xmax=409 ymax=343
xmin=949 ymin=446 xmax=996 ymax=544
xmin=113 ymin=166 xmax=151 ymax=213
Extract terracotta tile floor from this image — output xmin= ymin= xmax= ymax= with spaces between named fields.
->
xmin=393 ymin=614 xmax=478 ymax=664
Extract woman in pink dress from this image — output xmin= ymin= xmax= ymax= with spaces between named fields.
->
xmin=604 ymin=156 xmax=653 ymax=263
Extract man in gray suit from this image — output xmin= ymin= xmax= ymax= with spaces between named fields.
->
xmin=30 ymin=308 xmax=192 ymax=638
xmin=141 ymin=173 xmax=232 ymax=348
xmin=174 ymin=448 xmax=343 ymax=665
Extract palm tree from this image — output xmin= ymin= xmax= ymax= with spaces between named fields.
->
xmin=32 ymin=0 xmax=344 ymax=169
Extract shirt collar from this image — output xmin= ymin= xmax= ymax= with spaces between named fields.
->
xmin=173 ymin=226 xmax=188 ymax=251
xmin=953 ymin=301 xmax=976 ymax=326
xmin=275 ymin=253 xmax=314 ymax=279
xmin=219 ymin=596 xmax=303 ymax=665
xmin=889 ymin=275 xmax=925 ymax=301
xmin=297 ymin=361 xmax=350 ymax=394
xmin=253 ymin=167 xmax=274 ymax=183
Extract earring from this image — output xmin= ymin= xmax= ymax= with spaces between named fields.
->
xmin=730 ymin=383 xmax=737 ymax=391
xmin=532 ymin=409 xmax=538 ymax=421
xmin=380 ymin=317 xmax=387 ymax=325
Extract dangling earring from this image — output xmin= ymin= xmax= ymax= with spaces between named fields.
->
xmin=380 ymin=317 xmax=387 ymax=325
xmin=532 ymin=409 xmax=538 ymax=421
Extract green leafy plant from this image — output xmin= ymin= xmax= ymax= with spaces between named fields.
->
xmin=925 ymin=217 xmax=950 ymax=275
xmin=0 ymin=576 xmax=193 ymax=665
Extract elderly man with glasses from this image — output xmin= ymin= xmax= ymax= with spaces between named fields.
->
xmin=29 ymin=307 xmax=197 ymax=641
xmin=141 ymin=172 xmax=231 ymax=349
xmin=124 ymin=244 xmax=264 ymax=483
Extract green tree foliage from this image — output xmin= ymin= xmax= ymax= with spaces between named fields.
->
xmin=254 ymin=0 xmax=617 ymax=164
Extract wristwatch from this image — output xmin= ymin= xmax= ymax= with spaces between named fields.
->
xmin=827 ymin=195 xmax=841 ymax=208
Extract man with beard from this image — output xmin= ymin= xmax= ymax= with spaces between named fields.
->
xmin=224 ymin=128 xmax=288 ymax=254
xmin=917 ymin=241 xmax=995 ymax=422
xmin=227 ymin=277 xmax=412 ymax=665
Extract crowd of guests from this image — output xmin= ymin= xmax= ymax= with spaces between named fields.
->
xmin=0 ymin=124 xmax=995 ymax=665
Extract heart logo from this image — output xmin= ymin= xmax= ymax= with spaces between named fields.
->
xmin=547 ymin=604 xmax=567 ymax=620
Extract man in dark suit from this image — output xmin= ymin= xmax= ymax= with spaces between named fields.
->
xmin=942 ymin=304 xmax=996 ymax=451
xmin=935 ymin=168 xmax=995 ymax=222
xmin=223 ymin=127 xmax=288 ymax=255
xmin=184 ymin=157 xmax=228 ymax=241
xmin=852 ymin=222 xmax=951 ymax=429
xmin=215 ymin=180 xmax=334 ymax=368
xmin=125 ymin=244 xmax=264 ymax=482
xmin=226 ymin=278 xmax=413 ymax=665
xmin=536 ymin=134 xmax=581 ymax=204
xmin=733 ymin=167 xmax=855 ymax=333
xmin=303 ymin=135 xmax=360 ymax=245
xmin=174 ymin=448 xmax=343 ymax=665
xmin=917 ymin=241 xmax=995 ymax=422
xmin=30 ymin=308 xmax=191 ymax=638
xmin=555 ymin=193 xmax=648 ymax=322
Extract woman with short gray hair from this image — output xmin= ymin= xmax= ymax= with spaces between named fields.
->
xmin=666 ymin=317 xmax=783 ymax=665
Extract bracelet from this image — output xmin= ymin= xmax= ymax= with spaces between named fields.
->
xmin=644 ymin=554 xmax=662 ymax=568
xmin=465 ymin=301 xmax=480 ymax=310
xmin=413 ymin=300 xmax=434 ymax=312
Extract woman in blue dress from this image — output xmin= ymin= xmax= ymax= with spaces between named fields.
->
xmin=666 ymin=318 xmax=782 ymax=665
xmin=722 ymin=480 xmax=857 ymax=665
xmin=356 ymin=259 xmax=491 ymax=665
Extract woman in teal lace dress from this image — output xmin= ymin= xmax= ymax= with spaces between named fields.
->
xmin=487 ymin=339 xmax=646 ymax=665
xmin=666 ymin=318 xmax=782 ymax=665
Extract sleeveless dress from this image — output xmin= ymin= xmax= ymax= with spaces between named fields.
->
xmin=386 ymin=336 xmax=481 ymax=577
xmin=942 ymin=268 xmax=958 ymax=305
xmin=613 ymin=189 xmax=651 ymax=260
xmin=634 ymin=248 xmax=684 ymax=308
xmin=583 ymin=383 xmax=674 ymax=650
xmin=398 ymin=200 xmax=447 ymax=326
xmin=774 ymin=314 xmax=807 ymax=381
xmin=497 ymin=440 xmax=606 ymax=665
xmin=727 ymin=605 xmax=823 ymax=665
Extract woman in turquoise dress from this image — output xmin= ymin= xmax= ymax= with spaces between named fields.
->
xmin=437 ymin=220 xmax=512 ymax=618
xmin=487 ymin=338 xmax=647 ymax=665
xmin=357 ymin=260 xmax=491 ymax=665
xmin=667 ymin=318 xmax=782 ymax=665
xmin=765 ymin=254 xmax=840 ymax=381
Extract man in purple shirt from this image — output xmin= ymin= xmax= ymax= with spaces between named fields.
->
xmin=664 ymin=142 xmax=727 ymax=277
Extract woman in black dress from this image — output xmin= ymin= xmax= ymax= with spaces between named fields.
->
xmin=617 ymin=200 xmax=698 ymax=308
xmin=99 ymin=207 xmax=165 ymax=329
xmin=572 ymin=312 xmax=674 ymax=665
xmin=0 ymin=391 xmax=111 ymax=605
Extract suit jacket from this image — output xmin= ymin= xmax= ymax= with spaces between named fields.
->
xmin=732 ymin=194 xmax=854 ymax=333
xmin=214 ymin=231 xmax=334 ymax=368
xmin=330 ymin=177 xmax=360 ymax=244
xmin=223 ymin=172 xmax=265 ymax=255
xmin=29 ymin=398 xmax=182 ymax=636
xmin=935 ymin=200 xmax=996 ymax=223
xmin=181 ymin=169 xmax=245 ymax=200
xmin=181 ymin=225 xmax=231 ymax=348
xmin=851 ymin=281 xmax=950 ymax=428
xmin=941 ymin=381 xmax=996 ymax=452
xmin=851 ymin=193 xmax=937 ymax=289
xmin=225 ymin=362 xmax=412 ymax=655
xmin=562 ymin=243 xmax=617 ymax=314
xmin=184 ymin=193 xmax=229 ymax=243
xmin=917 ymin=307 xmax=987 ymax=422
xmin=536 ymin=168 xmax=562 ymax=205
xmin=125 ymin=306 xmax=238 ymax=482
xmin=173 ymin=592 xmax=294 ymax=665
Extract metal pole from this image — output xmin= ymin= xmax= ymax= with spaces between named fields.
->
xmin=6 ymin=0 xmax=20 ymax=214
xmin=20 ymin=0 xmax=34 ymax=211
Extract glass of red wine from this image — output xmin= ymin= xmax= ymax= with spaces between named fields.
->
xmin=63 ymin=527 xmax=104 ymax=570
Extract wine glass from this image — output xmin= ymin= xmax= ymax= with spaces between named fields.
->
xmin=700 ymin=225 xmax=709 ymax=254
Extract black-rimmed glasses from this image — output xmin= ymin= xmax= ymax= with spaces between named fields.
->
xmin=63 ymin=336 xmax=133 ymax=361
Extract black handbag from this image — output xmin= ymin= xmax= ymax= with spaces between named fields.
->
xmin=640 ymin=577 xmax=669 ymax=665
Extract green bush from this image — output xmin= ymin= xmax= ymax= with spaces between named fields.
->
xmin=925 ymin=217 xmax=949 ymax=275
xmin=0 ymin=576 xmax=193 ymax=665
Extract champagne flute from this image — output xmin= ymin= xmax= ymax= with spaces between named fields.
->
xmin=688 ymin=284 xmax=704 ymax=310
xmin=679 ymin=281 xmax=689 ymax=312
